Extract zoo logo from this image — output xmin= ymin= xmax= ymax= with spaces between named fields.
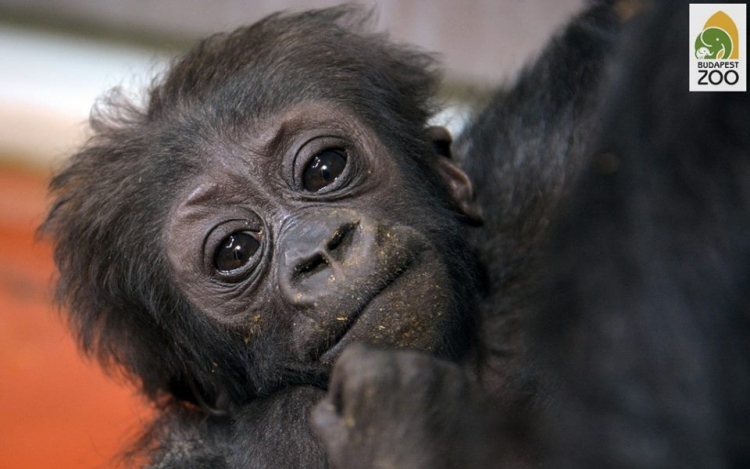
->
xmin=689 ymin=3 xmax=746 ymax=92
xmin=694 ymin=11 xmax=739 ymax=60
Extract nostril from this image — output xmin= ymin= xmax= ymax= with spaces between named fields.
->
xmin=294 ymin=252 xmax=329 ymax=277
xmin=327 ymin=221 xmax=358 ymax=253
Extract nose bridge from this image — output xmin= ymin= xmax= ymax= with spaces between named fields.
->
xmin=281 ymin=214 xmax=334 ymax=266
xmin=280 ymin=205 xmax=361 ymax=244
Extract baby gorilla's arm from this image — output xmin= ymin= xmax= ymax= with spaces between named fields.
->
xmin=312 ymin=345 xmax=527 ymax=469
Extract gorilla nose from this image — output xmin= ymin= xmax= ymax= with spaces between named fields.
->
xmin=278 ymin=210 xmax=364 ymax=306
xmin=289 ymin=221 xmax=358 ymax=277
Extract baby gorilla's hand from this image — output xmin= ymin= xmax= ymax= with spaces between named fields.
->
xmin=312 ymin=344 xmax=481 ymax=469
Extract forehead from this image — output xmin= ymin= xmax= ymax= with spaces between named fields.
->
xmin=195 ymin=101 xmax=368 ymax=165
xmin=166 ymin=100 xmax=382 ymax=208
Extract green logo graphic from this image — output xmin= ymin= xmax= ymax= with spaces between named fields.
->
xmin=694 ymin=11 xmax=740 ymax=60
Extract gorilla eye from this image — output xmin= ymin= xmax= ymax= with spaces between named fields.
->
xmin=302 ymin=149 xmax=347 ymax=192
xmin=214 ymin=232 xmax=260 ymax=272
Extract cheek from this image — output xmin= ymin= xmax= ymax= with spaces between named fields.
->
xmin=360 ymin=186 xmax=442 ymax=231
xmin=170 ymin=266 xmax=286 ymax=332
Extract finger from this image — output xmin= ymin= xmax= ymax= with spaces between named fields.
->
xmin=311 ymin=398 xmax=347 ymax=450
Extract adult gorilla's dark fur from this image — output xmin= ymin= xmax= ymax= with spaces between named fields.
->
xmin=42 ymin=1 xmax=750 ymax=468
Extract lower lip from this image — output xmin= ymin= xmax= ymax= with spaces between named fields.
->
xmin=318 ymin=291 xmax=382 ymax=364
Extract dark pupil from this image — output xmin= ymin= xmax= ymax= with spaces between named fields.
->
xmin=303 ymin=149 xmax=347 ymax=192
xmin=215 ymin=232 xmax=259 ymax=272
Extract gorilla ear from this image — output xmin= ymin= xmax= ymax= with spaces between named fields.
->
xmin=427 ymin=125 xmax=453 ymax=159
xmin=426 ymin=126 xmax=483 ymax=225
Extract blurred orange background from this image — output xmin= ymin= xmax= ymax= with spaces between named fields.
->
xmin=0 ymin=164 xmax=150 ymax=469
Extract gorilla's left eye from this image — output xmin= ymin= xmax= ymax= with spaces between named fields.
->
xmin=302 ymin=149 xmax=347 ymax=192
xmin=214 ymin=232 xmax=260 ymax=272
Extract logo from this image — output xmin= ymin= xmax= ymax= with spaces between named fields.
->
xmin=689 ymin=4 xmax=746 ymax=92
xmin=694 ymin=11 xmax=739 ymax=59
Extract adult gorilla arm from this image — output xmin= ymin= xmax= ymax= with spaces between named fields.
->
xmin=456 ymin=1 xmax=621 ymax=402
xmin=534 ymin=1 xmax=750 ymax=467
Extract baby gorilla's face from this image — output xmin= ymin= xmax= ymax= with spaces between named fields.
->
xmin=165 ymin=102 xmax=480 ymax=387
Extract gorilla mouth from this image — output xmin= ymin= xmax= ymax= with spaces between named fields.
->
xmin=316 ymin=259 xmax=412 ymax=364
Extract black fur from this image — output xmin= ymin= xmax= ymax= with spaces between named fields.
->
xmin=535 ymin=1 xmax=750 ymax=467
xmin=454 ymin=1 xmax=620 ymax=409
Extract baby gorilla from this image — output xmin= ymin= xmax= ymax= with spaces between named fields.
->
xmin=43 ymin=6 xmax=489 ymax=468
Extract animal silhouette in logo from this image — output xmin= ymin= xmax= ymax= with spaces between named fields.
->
xmin=695 ymin=10 xmax=739 ymax=59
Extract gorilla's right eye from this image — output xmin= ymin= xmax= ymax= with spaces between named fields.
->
xmin=302 ymin=149 xmax=347 ymax=192
xmin=214 ymin=232 xmax=260 ymax=272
